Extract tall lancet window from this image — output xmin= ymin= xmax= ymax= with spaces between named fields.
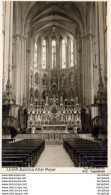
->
xmin=62 ymin=39 xmax=66 ymax=69
xmin=34 ymin=42 xmax=37 ymax=68
xmin=52 ymin=40 xmax=56 ymax=69
xmin=42 ymin=39 xmax=46 ymax=69
xmin=71 ymin=39 xmax=74 ymax=67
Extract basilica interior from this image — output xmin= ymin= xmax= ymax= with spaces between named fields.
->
xmin=2 ymin=1 xmax=107 ymax=168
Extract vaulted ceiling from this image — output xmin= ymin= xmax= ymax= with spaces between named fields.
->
xmin=24 ymin=2 xmax=86 ymax=39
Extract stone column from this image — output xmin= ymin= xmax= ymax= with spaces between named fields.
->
xmin=20 ymin=35 xmax=25 ymax=106
xmin=103 ymin=2 xmax=107 ymax=92
xmin=81 ymin=4 xmax=94 ymax=106
xmin=66 ymin=37 xmax=69 ymax=68
xmin=92 ymin=2 xmax=99 ymax=100
xmin=49 ymin=38 xmax=52 ymax=70
xmin=98 ymin=2 xmax=105 ymax=84
xmin=78 ymin=38 xmax=82 ymax=104
xmin=88 ymin=34 xmax=94 ymax=105
xmin=13 ymin=2 xmax=23 ymax=105
xmin=9 ymin=2 xmax=13 ymax=85
xmin=38 ymin=37 xmax=42 ymax=99
xmin=15 ymin=34 xmax=22 ymax=105
xmin=2 ymin=2 xmax=5 ymax=92
xmin=26 ymin=33 xmax=31 ymax=106
xmin=81 ymin=36 xmax=87 ymax=105
xmin=56 ymin=38 xmax=60 ymax=70
xmin=82 ymin=34 xmax=94 ymax=106
xmin=23 ymin=37 xmax=27 ymax=104
xmin=3 ymin=2 xmax=11 ymax=92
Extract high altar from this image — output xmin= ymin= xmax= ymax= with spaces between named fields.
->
xmin=27 ymin=70 xmax=81 ymax=133
xmin=27 ymin=94 xmax=81 ymax=133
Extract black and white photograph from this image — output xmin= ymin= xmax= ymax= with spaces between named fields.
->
xmin=1 ymin=1 xmax=108 ymax=170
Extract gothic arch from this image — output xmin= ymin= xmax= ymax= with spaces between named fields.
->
xmin=68 ymin=88 xmax=74 ymax=98
xmin=35 ymin=72 xmax=40 ymax=85
xmin=35 ymin=89 xmax=40 ymax=99
xmin=42 ymin=74 xmax=48 ymax=86
xmin=60 ymin=73 xmax=67 ymax=86
xmin=42 ymin=90 xmax=46 ymax=100
xmin=68 ymin=72 xmax=74 ymax=84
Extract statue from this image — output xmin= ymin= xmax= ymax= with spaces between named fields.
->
xmin=46 ymin=93 xmax=48 ymax=104
xmin=75 ymin=96 xmax=79 ymax=103
xmin=50 ymin=97 xmax=53 ymax=105
xmin=53 ymin=96 xmax=56 ymax=103
xmin=30 ymin=95 xmax=33 ymax=104
xmin=60 ymin=95 xmax=63 ymax=104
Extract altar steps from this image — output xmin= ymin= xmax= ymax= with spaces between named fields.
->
xmin=45 ymin=140 xmax=63 ymax=145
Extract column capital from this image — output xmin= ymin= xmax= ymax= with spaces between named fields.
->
xmin=82 ymin=33 xmax=94 ymax=39
xmin=13 ymin=34 xmax=22 ymax=39
xmin=23 ymin=36 xmax=28 ymax=40
xmin=26 ymin=49 xmax=31 ymax=53
xmin=13 ymin=34 xmax=28 ymax=40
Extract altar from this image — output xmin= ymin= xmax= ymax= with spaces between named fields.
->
xmin=27 ymin=94 xmax=81 ymax=133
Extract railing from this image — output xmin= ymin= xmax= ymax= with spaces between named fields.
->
xmin=13 ymin=133 xmax=95 ymax=142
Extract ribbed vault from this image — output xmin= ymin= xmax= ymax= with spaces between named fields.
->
xmin=24 ymin=2 xmax=85 ymax=38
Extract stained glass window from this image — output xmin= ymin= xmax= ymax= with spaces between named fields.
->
xmin=71 ymin=39 xmax=74 ymax=67
xmin=62 ymin=39 xmax=66 ymax=69
xmin=42 ymin=39 xmax=46 ymax=69
xmin=52 ymin=40 xmax=56 ymax=69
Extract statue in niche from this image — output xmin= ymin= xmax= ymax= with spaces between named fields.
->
xmin=65 ymin=98 xmax=68 ymax=105
xmin=52 ymin=96 xmax=56 ymax=104
xmin=71 ymin=97 xmax=74 ymax=104
xmin=30 ymin=95 xmax=33 ymax=104
xmin=67 ymin=98 xmax=70 ymax=105
xmin=51 ymin=85 xmax=57 ymax=96
xmin=41 ymin=99 xmax=44 ymax=107
xmin=52 ymin=117 xmax=56 ymax=124
xmin=56 ymin=97 xmax=59 ymax=105
xmin=75 ymin=96 xmax=79 ymax=103
xmin=46 ymin=93 xmax=48 ymax=104
xmin=50 ymin=97 xmax=53 ymax=105
xmin=52 ymin=106 xmax=57 ymax=114
xmin=60 ymin=95 xmax=63 ymax=104
xmin=30 ymin=87 xmax=34 ymax=104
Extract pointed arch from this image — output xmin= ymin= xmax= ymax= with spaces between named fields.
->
xmin=42 ymin=74 xmax=48 ymax=86
xmin=68 ymin=72 xmax=74 ymax=84
xmin=35 ymin=72 xmax=40 ymax=85
xmin=68 ymin=88 xmax=74 ymax=98
xmin=35 ymin=89 xmax=40 ymax=99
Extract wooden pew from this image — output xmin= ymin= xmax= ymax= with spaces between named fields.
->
xmin=2 ymin=139 xmax=15 ymax=144
xmin=63 ymin=139 xmax=107 ymax=167
xmin=2 ymin=139 xmax=45 ymax=167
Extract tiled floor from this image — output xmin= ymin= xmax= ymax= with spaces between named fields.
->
xmin=36 ymin=144 xmax=74 ymax=167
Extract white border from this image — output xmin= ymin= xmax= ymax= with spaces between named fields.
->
xmin=0 ymin=0 xmax=111 ymax=174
